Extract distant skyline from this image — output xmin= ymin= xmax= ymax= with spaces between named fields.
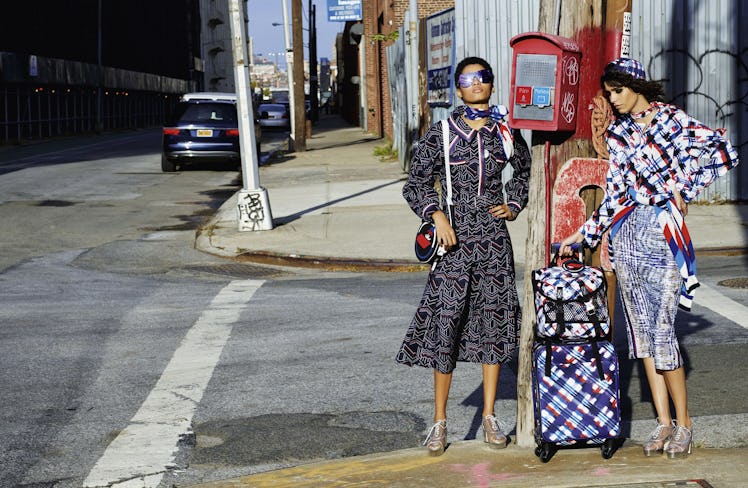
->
xmin=247 ymin=0 xmax=345 ymax=67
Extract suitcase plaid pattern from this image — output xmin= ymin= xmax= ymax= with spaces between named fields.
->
xmin=532 ymin=262 xmax=609 ymax=340
xmin=533 ymin=341 xmax=620 ymax=445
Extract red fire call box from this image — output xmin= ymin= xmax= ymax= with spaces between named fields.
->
xmin=508 ymin=32 xmax=582 ymax=132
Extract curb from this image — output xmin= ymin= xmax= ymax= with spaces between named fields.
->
xmin=232 ymin=249 xmax=430 ymax=272
xmin=195 ymin=224 xmax=430 ymax=272
xmin=697 ymin=246 xmax=748 ymax=256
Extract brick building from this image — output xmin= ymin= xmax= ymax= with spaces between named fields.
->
xmin=361 ymin=0 xmax=454 ymax=140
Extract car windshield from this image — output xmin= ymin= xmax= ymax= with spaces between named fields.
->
xmin=170 ymin=102 xmax=237 ymax=124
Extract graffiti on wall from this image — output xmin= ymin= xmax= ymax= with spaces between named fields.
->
xmin=649 ymin=48 xmax=748 ymax=152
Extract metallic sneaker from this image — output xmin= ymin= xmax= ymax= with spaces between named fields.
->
xmin=482 ymin=414 xmax=508 ymax=449
xmin=665 ymin=423 xmax=693 ymax=459
xmin=423 ymin=419 xmax=447 ymax=456
xmin=643 ymin=419 xmax=675 ymax=456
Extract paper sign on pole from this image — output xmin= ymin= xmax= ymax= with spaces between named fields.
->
xmin=426 ymin=8 xmax=455 ymax=107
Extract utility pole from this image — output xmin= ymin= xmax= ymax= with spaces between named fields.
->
xmin=308 ymin=1 xmax=319 ymax=123
xmin=281 ymin=0 xmax=296 ymax=150
xmin=405 ymin=0 xmax=419 ymax=161
xmin=515 ymin=0 xmax=609 ymax=447
xmin=228 ymin=0 xmax=273 ymax=231
xmin=291 ymin=0 xmax=307 ymax=151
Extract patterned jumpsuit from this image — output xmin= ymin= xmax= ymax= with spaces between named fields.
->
xmin=396 ymin=106 xmax=531 ymax=374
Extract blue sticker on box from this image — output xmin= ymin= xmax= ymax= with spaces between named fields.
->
xmin=532 ymin=87 xmax=552 ymax=107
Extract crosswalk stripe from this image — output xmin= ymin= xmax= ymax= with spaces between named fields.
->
xmin=695 ymin=283 xmax=748 ymax=330
xmin=82 ymin=279 xmax=263 ymax=488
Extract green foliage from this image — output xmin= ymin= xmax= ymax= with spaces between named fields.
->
xmin=371 ymin=31 xmax=400 ymax=43
xmin=373 ymin=139 xmax=398 ymax=162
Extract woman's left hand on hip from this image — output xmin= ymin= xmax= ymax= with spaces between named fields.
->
xmin=490 ymin=204 xmax=517 ymax=221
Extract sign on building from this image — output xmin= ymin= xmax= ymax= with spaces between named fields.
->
xmin=327 ymin=0 xmax=362 ymax=22
xmin=426 ymin=8 xmax=455 ymax=107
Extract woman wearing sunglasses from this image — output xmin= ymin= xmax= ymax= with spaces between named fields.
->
xmin=397 ymin=57 xmax=531 ymax=455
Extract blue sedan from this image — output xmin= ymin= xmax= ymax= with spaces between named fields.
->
xmin=161 ymin=92 xmax=261 ymax=172
xmin=257 ymin=103 xmax=291 ymax=129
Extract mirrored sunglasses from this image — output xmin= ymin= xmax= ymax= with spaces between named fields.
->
xmin=457 ymin=69 xmax=494 ymax=88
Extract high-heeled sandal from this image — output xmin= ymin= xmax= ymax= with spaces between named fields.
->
xmin=482 ymin=414 xmax=508 ymax=449
xmin=642 ymin=418 xmax=675 ymax=456
xmin=664 ymin=422 xmax=693 ymax=459
xmin=423 ymin=419 xmax=447 ymax=456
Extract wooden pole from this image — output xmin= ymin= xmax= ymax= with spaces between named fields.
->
xmin=291 ymin=0 xmax=306 ymax=151
xmin=515 ymin=0 xmax=606 ymax=448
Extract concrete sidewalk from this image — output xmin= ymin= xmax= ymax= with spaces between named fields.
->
xmin=188 ymin=442 xmax=748 ymax=487
xmin=196 ymin=114 xmax=748 ymax=270
xmin=191 ymin=114 xmax=748 ymax=487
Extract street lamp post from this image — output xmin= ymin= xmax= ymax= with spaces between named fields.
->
xmin=228 ymin=0 xmax=273 ymax=231
xmin=270 ymin=52 xmax=282 ymax=70
xmin=274 ymin=1 xmax=297 ymax=150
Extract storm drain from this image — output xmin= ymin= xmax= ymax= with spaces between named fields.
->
xmin=182 ymin=263 xmax=288 ymax=279
xmin=718 ymin=277 xmax=748 ymax=288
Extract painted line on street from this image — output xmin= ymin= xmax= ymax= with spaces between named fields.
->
xmin=82 ymin=279 xmax=264 ymax=488
xmin=695 ymin=283 xmax=748 ymax=330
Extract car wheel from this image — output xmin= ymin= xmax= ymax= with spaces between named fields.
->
xmin=161 ymin=154 xmax=177 ymax=172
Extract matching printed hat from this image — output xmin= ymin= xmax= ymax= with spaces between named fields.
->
xmin=607 ymin=57 xmax=646 ymax=80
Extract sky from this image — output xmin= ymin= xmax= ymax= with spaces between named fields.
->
xmin=246 ymin=0 xmax=345 ymax=68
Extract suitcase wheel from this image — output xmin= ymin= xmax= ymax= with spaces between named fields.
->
xmin=601 ymin=438 xmax=617 ymax=459
xmin=535 ymin=441 xmax=556 ymax=463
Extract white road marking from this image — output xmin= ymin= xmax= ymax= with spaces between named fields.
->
xmin=695 ymin=283 xmax=748 ymax=330
xmin=83 ymin=279 xmax=264 ymax=488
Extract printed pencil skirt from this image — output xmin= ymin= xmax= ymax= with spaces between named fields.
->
xmin=612 ymin=205 xmax=683 ymax=371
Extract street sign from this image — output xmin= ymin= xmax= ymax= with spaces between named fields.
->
xmin=426 ymin=8 xmax=455 ymax=107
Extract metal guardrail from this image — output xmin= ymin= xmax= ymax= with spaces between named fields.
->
xmin=0 ymin=85 xmax=179 ymax=144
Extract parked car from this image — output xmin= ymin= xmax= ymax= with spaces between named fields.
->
xmin=161 ymin=92 xmax=262 ymax=172
xmin=320 ymin=90 xmax=334 ymax=113
xmin=257 ymin=103 xmax=291 ymax=129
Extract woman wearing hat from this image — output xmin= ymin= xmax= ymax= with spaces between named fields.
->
xmin=559 ymin=57 xmax=739 ymax=458
xmin=397 ymin=56 xmax=531 ymax=456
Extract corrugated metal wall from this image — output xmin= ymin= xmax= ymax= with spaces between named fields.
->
xmin=630 ymin=0 xmax=747 ymax=201
xmin=452 ymin=0 xmax=541 ymax=108
xmin=445 ymin=0 xmax=541 ymax=184
xmin=386 ymin=25 xmax=408 ymax=168
xmin=390 ymin=0 xmax=745 ymax=200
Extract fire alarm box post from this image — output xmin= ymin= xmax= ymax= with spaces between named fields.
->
xmin=508 ymin=32 xmax=581 ymax=132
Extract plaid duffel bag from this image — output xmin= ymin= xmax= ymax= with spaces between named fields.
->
xmin=532 ymin=258 xmax=609 ymax=341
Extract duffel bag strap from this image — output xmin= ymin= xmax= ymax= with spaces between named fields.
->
xmin=584 ymin=295 xmax=610 ymax=340
xmin=553 ymin=286 xmax=566 ymax=340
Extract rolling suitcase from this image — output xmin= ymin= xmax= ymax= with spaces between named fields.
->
xmin=530 ymin=246 xmax=620 ymax=462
